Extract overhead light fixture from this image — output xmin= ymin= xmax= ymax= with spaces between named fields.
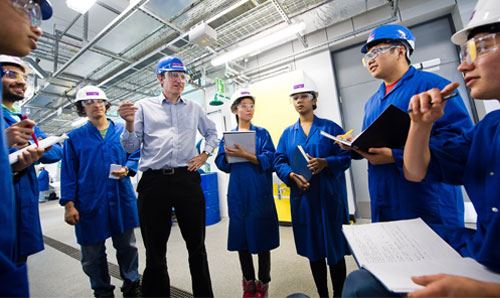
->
xmin=66 ymin=0 xmax=97 ymax=14
xmin=211 ymin=22 xmax=306 ymax=66
xmin=71 ymin=117 xmax=88 ymax=127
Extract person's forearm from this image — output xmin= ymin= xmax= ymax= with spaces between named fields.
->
xmin=245 ymin=153 xmax=260 ymax=166
xmin=403 ymin=122 xmax=433 ymax=182
xmin=125 ymin=120 xmax=134 ymax=133
xmin=64 ymin=201 xmax=75 ymax=209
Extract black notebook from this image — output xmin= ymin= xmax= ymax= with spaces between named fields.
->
xmin=321 ymin=104 xmax=410 ymax=152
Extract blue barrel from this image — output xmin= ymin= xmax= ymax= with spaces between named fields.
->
xmin=201 ymin=172 xmax=221 ymax=226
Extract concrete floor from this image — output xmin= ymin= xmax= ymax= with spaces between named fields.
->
xmin=28 ymin=200 xmax=361 ymax=298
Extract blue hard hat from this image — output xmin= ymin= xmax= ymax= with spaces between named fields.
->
xmin=37 ymin=0 xmax=53 ymax=20
xmin=155 ymin=56 xmax=187 ymax=75
xmin=361 ymin=24 xmax=415 ymax=55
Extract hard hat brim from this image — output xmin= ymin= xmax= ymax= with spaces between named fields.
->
xmin=38 ymin=0 xmax=53 ymax=20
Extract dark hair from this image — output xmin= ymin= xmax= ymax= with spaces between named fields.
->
xmin=467 ymin=23 xmax=500 ymax=40
xmin=231 ymin=96 xmax=255 ymax=123
xmin=74 ymin=100 xmax=111 ymax=117
xmin=310 ymin=92 xmax=318 ymax=110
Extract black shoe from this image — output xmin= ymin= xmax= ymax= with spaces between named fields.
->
xmin=123 ymin=278 xmax=142 ymax=298
xmin=94 ymin=293 xmax=114 ymax=298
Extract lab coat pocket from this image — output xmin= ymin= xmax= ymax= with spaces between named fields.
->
xmin=119 ymin=178 xmax=137 ymax=202
xmin=76 ymin=190 xmax=98 ymax=215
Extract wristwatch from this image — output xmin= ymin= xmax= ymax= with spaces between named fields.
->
xmin=203 ymin=150 xmax=212 ymax=157
xmin=123 ymin=166 xmax=130 ymax=176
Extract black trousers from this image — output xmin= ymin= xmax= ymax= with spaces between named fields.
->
xmin=137 ymin=169 xmax=213 ymax=298
xmin=238 ymin=250 xmax=271 ymax=284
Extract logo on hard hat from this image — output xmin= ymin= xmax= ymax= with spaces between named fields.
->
xmin=241 ymin=91 xmax=250 ymax=95
xmin=86 ymin=92 xmax=99 ymax=96
xmin=367 ymin=33 xmax=375 ymax=42
xmin=172 ymin=62 xmax=183 ymax=67
xmin=397 ymin=30 xmax=407 ymax=38
xmin=469 ymin=10 xmax=476 ymax=21
xmin=294 ymin=84 xmax=305 ymax=89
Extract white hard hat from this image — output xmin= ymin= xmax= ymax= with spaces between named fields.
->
xmin=0 ymin=55 xmax=32 ymax=74
xmin=451 ymin=0 xmax=500 ymax=45
xmin=230 ymin=89 xmax=254 ymax=105
xmin=289 ymin=74 xmax=318 ymax=96
xmin=75 ymin=85 xmax=108 ymax=102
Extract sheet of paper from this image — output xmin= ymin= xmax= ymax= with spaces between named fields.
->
xmin=366 ymin=258 xmax=500 ymax=293
xmin=342 ymin=218 xmax=500 ymax=293
xmin=223 ymin=131 xmax=256 ymax=163
xmin=343 ymin=218 xmax=461 ymax=267
xmin=109 ymin=164 xmax=122 ymax=179
xmin=9 ymin=134 xmax=69 ymax=165
xmin=320 ymin=130 xmax=353 ymax=147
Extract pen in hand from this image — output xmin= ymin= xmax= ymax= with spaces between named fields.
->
xmin=21 ymin=114 xmax=39 ymax=147
xmin=335 ymin=129 xmax=353 ymax=144
xmin=407 ymin=92 xmax=458 ymax=113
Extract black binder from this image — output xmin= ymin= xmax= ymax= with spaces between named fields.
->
xmin=321 ymin=104 xmax=410 ymax=152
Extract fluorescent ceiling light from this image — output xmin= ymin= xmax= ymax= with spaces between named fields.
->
xmin=211 ymin=22 xmax=306 ymax=66
xmin=71 ymin=117 xmax=88 ymax=127
xmin=66 ymin=0 xmax=97 ymax=14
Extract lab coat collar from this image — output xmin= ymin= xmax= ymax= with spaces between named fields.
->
xmin=378 ymin=66 xmax=416 ymax=98
xmin=232 ymin=123 xmax=256 ymax=131
xmin=293 ymin=115 xmax=319 ymax=141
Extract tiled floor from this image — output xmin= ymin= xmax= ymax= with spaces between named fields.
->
xmin=28 ymin=200 xmax=361 ymax=298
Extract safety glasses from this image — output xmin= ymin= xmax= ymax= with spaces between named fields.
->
xmin=3 ymin=70 xmax=28 ymax=81
xmin=164 ymin=71 xmax=189 ymax=82
xmin=237 ymin=103 xmax=254 ymax=109
xmin=82 ymin=99 xmax=108 ymax=106
xmin=362 ymin=45 xmax=400 ymax=67
xmin=461 ymin=33 xmax=499 ymax=65
xmin=12 ymin=0 xmax=42 ymax=27
xmin=291 ymin=93 xmax=314 ymax=101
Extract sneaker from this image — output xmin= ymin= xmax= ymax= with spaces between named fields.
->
xmin=255 ymin=280 xmax=268 ymax=298
xmin=123 ymin=278 xmax=141 ymax=298
xmin=243 ymin=279 xmax=256 ymax=298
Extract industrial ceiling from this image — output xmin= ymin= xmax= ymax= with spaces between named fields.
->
xmin=21 ymin=0 xmax=396 ymax=135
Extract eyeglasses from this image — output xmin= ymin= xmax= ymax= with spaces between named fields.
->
xmin=164 ymin=72 xmax=189 ymax=82
xmin=292 ymin=93 xmax=314 ymax=101
xmin=3 ymin=70 xmax=27 ymax=81
xmin=82 ymin=99 xmax=108 ymax=106
xmin=461 ymin=33 xmax=499 ymax=65
xmin=362 ymin=45 xmax=400 ymax=67
xmin=12 ymin=0 xmax=42 ymax=27
xmin=238 ymin=103 xmax=254 ymax=109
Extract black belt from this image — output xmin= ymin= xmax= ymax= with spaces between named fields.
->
xmin=147 ymin=167 xmax=189 ymax=175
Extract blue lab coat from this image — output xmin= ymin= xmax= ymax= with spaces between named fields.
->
xmin=358 ymin=66 xmax=473 ymax=225
xmin=0 ymin=85 xmax=28 ymax=295
xmin=274 ymin=116 xmax=351 ymax=265
xmin=3 ymin=109 xmax=63 ymax=259
xmin=427 ymin=110 xmax=500 ymax=273
xmin=60 ymin=120 xmax=140 ymax=246
xmin=215 ymin=124 xmax=279 ymax=253
xmin=37 ymin=169 xmax=49 ymax=192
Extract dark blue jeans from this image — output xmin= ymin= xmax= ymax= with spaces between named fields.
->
xmin=342 ymin=269 xmax=400 ymax=297
xmin=80 ymin=229 xmax=140 ymax=296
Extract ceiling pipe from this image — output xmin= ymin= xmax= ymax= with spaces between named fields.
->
xmin=51 ymin=0 xmax=148 ymax=79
